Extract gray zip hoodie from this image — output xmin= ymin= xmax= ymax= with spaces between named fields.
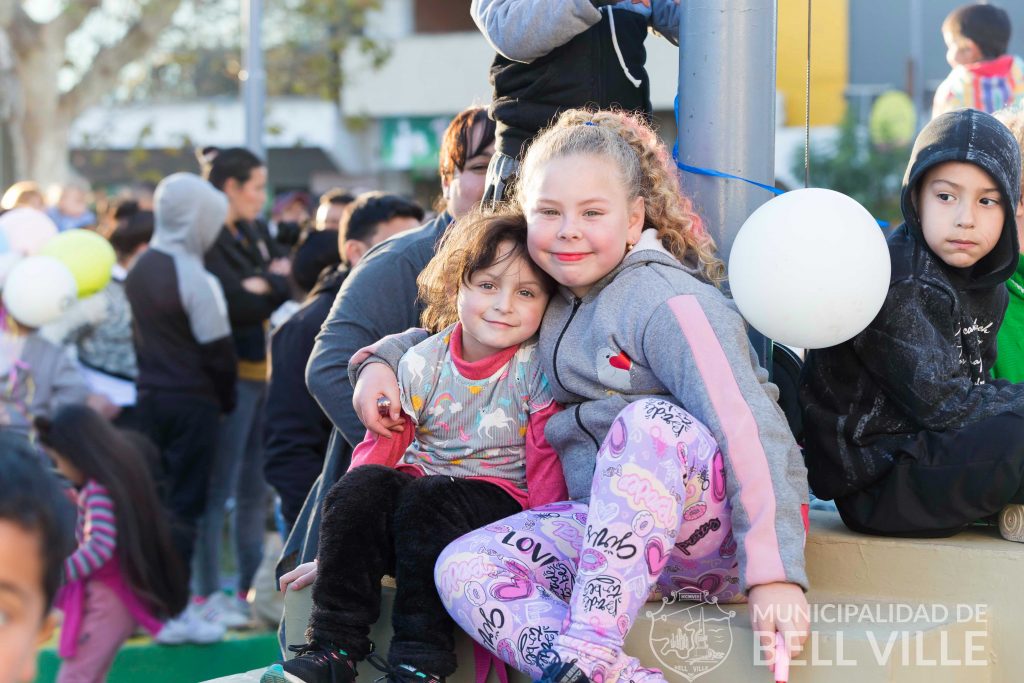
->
xmin=358 ymin=230 xmax=809 ymax=592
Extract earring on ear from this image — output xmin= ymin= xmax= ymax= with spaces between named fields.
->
xmin=626 ymin=242 xmax=635 ymax=252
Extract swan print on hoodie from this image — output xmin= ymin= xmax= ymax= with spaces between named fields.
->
xmin=597 ymin=346 xmax=633 ymax=393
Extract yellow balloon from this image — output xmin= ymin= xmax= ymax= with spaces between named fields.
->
xmin=40 ymin=229 xmax=115 ymax=297
xmin=869 ymin=91 xmax=917 ymax=147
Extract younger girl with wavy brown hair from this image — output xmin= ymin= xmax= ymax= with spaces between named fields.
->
xmin=262 ymin=211 xmax=566 ymax=683
xmin=354 ymin=109 xmax=811 ymax=683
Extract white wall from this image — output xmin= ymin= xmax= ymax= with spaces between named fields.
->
xmin=341 ymin=32 xmax=494 ymax=118
xmin=70 ymin=98 xmax=341 ymax=151
xmin=340 ymin=22 xmax=684 ymax=119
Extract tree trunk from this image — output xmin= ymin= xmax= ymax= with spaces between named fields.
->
xmin=14 ymin=18 xmax=69 ymax=185
xmin=7 ymin=1 xmax=186 ymax=186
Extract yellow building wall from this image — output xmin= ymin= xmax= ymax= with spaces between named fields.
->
xmin=777 ymin=0 xmax=849 ymax=126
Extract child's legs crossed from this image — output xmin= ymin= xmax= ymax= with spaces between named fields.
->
xmin=558 ymin=399 xmax=713 ymax=680
xmin=435 ymin=502 xmax=587 ymax=679
xmin=437 ymin=400 xmax=732 ymax=682
xmin=307 ymin=465 xmax=414 ymax=658
xmin=837 ymin=410 xmax=1024 ymax=536
xmin=389 ymin=476 xmax=522 ymax=675
xmin=653 ymin=419 xmax=740 ymax=604
xmin=56 ymin=581 xmax=136 ymax=683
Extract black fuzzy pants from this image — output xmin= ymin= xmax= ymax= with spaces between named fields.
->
xmin=835 ymin=410 xmax=1024 ymax=536
xmin=308 ymin=465 xmax=521 ymax=676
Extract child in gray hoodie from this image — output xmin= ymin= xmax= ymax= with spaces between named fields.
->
xmin=354 ymin=109 xmax=809 ymax=683
xmin=125 ymin=172 xmax=236 ymax=644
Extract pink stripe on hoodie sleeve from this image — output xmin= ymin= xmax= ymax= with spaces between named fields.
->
xmin=667 ymin=295 xmax=787 ymax=588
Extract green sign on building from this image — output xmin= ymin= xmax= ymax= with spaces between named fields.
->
xmin=380 ymin=116 xmax=453 ymax=171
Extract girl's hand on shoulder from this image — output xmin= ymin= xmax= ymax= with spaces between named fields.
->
xmin=242 ymin=276 xmax=272 ymax=295
xmin=279 ymin=560 xmax=318 ymax=592
xmin=349 ymin=339 xmax=384 ymax=369
xmin=353 ymin=363 xmax=404 ymax=438
xmin=748 ymin=581 xmax=809 ymax=668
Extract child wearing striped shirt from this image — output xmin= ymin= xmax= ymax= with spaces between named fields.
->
xmin=36 ymin=405 xmax=187 ymax=682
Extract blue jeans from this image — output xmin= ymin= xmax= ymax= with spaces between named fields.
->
xmin=193 ymin=379 xmax=269 ymax=597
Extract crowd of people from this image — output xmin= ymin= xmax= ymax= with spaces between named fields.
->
xmin=0 ymin=150 xmax=438 ymax=680
xmin=4 ymin=3 xmax=1024 ymax=683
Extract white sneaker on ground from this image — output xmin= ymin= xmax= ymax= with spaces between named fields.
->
xmin=199 ymin=591 xmax=253 ymax=630
xmin=998 ymin=504 xmax=1024 ymax=543
xmin=155 ymin=603 xmax=226 ymax=645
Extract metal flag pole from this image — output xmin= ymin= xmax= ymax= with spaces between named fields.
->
xmin=242 ymin=0 xmax=266 ymax=159
xmin=677 ymin=0 xmax=779 ymax=366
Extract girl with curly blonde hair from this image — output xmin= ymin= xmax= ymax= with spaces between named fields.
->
xmin=354 ymin=108 xmax=810 ymax=683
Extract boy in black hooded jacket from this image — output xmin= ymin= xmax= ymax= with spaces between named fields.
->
xmin=800 ymin=109 xmax=1024 ymax=540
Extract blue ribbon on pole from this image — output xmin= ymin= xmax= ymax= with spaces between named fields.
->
xmin=670 ymin=97 xmax=890 ymax=228
xmin=672 ymin=141 xmax=785 ymax=196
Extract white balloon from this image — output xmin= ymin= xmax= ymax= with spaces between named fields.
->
xmin=0 ymin=208 xmax=58 ymax=255
xmin=728 ymin=188 xmax=891 ymax=349
xmin=0 ymin=252 xmax=21 ymax=287
xmin=2 ymin=256 xmax=77 ymax=328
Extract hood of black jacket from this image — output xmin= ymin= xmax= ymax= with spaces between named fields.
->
xmin=900 ymin=108 xmax=1022 ymax=290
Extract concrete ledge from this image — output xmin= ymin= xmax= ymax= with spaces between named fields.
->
xmin=207 ymin=510 xmax=1024 ymax=682
xmin=804 ymin=509 xmax=1022 ymax=682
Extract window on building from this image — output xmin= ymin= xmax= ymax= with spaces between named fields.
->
xmin=414 ymin=0 xmax=477 ymax=33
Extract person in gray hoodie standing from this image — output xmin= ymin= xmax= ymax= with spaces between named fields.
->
xmin=126 ymin=173 xmax=236 ymax=644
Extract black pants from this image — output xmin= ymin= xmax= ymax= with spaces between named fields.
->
xmin=836 ymin=410 xmax=1024 ymax=537
xmin=308 ymin=465 xmax=521 ymax=676
xmin=136 ymin=392 xmax=221 ymax=571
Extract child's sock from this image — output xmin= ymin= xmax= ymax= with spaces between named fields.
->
xmin=998 ymin=504 xmax=1024 ymax=542
xmin=615 ymin=659 xmax=666 ymax=683
xmin=552 ymin=634 xmax=614 ymax=683
xmin=552 ymin=635 xmax=657 ymax=683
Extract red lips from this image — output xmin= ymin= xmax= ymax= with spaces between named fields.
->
xmin=609 ymin=351 xmax=632 ymax=370
xmin=553 ymin=252 xmax=587 ymax=262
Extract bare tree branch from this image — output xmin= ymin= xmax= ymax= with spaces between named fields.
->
xmin=58 ymin=0 xmax=184 ymax=120
xmin=51 ymin=0 xmax=102 ymax=42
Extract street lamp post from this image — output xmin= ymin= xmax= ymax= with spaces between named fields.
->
xmin=677 ymin=0 xmax=778 ymax=366
xmin=242 ymin=0 xmax=266 ymax=159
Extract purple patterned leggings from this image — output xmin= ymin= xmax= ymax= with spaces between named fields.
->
xmin=435 ymin=400 xmax=741 ymax=682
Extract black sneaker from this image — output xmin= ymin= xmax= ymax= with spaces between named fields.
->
xmin=365 ymin=652 xmax=446 ymax=683
xmin=533 ymin=648 xmax=591 ymax=683
xmin=261 ymin=642 xmax=358 ymax=683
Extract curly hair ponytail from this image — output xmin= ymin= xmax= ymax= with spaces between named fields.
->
xmin=515 ymin=109 xmax=725 ymax=286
